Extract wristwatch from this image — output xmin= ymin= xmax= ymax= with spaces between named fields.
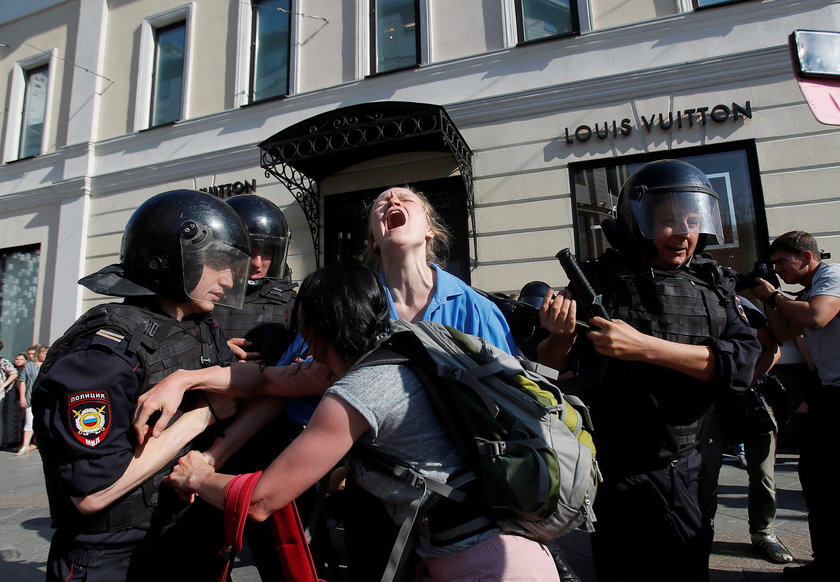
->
xmin=766 ymin=290 xmax=781 ymax=309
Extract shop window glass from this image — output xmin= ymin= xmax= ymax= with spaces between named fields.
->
xmin=251 ymin=0 xmax=291 ymax=102
xmin=19 ymin=66 xmax=49 ymax=158
xmin=0 ymin=246 xmax=40 ymax=356
xmin=151 ymin=22 xmax=186 ymax=126
xmin=570 ymin=146 xmax=765 ymax=277
xmin=517 ymin=0 xmax=576 ymax=43
xmin=372 ymin=0 xmax=418 ymax=74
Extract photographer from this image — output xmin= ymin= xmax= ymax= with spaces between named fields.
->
xmin=751 ymin=230 xmax=840 ymax=581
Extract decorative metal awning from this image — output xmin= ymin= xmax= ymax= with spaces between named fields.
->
xmin=259 ymin=101 xmax=475 ymax=267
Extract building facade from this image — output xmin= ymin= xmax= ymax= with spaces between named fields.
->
xmin=1 ymin=0 xmax=838 ymax=348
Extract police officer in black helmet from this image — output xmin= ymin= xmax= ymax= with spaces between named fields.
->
xmin=213 ymin=194 xmax=297 ymax=367
xmin=33 ymin=189 xmax=248 ymax=581
xmin=537 ymin=160 xmax=761 ymax=582
xmin=210 ymin=195 xmax=307 ymax=580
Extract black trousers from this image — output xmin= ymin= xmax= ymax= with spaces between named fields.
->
xmin=591 ymin=449 xmax=712 ymax=582
xmin=799 ymin=384 xmax=840 ymax=568
xmin=47 ymin=497 xmax=227 ymax=582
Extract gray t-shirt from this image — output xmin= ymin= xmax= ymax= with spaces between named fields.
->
xmin=802 ymin=262 xmax=840 ymax=386
xmin=326 ymin=363 xmax=498 ymax=558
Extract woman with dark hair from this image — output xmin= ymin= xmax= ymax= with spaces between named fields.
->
xmin=165 ymin=263 xmax=560 ymax=581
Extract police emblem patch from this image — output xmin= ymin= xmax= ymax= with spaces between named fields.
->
xmin=67 ymin=391 xmax=112 ymax=448
xmin=734 ymin=295 xmax=750 ymax=325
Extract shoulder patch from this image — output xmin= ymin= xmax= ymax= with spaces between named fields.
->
xmin=95 ymin=328 xmax=126 ymax=343
xmin=734 ymin=296 xmax=750 ymax=326
xmin=67 ymin=391 xmax=112 ymax=448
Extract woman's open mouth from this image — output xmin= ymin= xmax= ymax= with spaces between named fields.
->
xmin=386 ymin=208 xmax=407 ymax=229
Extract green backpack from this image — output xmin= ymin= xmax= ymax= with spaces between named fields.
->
xmin=353 ymin=319 xmax=600 ymax=547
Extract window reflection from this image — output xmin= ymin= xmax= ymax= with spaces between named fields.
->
xmin=252 ymin=0 xmax=290 ymax=102
xmin=518 ymin=0 xmax=574 ymax=43
xmin=151 ymin=22 xmax=186 ymax=126
xmin=20 ymin=66 xmax=48 ymax=158
xmin=374 ymin=0 xmax=418 ymax=73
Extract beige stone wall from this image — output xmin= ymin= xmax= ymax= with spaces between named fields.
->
xmin=593 ymin=0 xmax=679 ymax=30
xmin=431 ymin=0 xmax=506 ymax=62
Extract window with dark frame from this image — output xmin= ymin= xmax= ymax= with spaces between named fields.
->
xmin=0 ymin=245 xmax=40 ymax=356
xmin=19 ymin=65 xmax=49 ymax=159
xmin=251 ymin=0 xmax=291 ymax=103
xmin=371 ymin=0 xmax=419 ymax=74
xmin=569 ymin=143 xmax=768 ymax=278
xmin=516 ymin=0 xmax=578 ymax=44
xmin=150 ymin=21 xmax=186 ymax=127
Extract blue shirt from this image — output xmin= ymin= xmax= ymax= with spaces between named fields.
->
xmin=284 ymin=264 xmax=518 ymax=424
xmin=382 ymin=264 xmax=518 ymax=355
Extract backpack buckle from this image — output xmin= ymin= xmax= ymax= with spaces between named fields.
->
xmin=393 ymin=465 xmax=425 ymax=488
xmin=477 ymin=440 xmax=506 ymax=457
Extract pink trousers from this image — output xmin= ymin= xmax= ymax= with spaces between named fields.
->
xmin=420 ymin=533 xmax=561 ymax=582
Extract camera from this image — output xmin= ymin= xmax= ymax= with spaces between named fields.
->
xmin=734 ymin=260 xmax=781 ymax=292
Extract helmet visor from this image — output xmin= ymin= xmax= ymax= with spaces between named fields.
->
xmin=181 ymin=238 xmax=250 ymax=309
xmin=249 ymin=234 xmax=288 ymax=279
xmin=631 ymin=191 xmax=724 ymax=242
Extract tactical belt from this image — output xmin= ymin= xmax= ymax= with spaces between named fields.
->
xmin=73 ymin=468 xmax=169 ymax=535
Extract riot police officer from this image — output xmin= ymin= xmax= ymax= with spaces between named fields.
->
xmin=33 ymin=189 xmax=249 ymax=581
xmin=213 ymin=194 xmax=297 ymax=366
xmin=210 ymin=195 xmax=308 ymax=579
xmin=537 ymin=160 xmax=761 ymax=582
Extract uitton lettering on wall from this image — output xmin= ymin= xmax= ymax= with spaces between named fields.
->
xmin=564 ymin=101 xmax=752 ymax=144
xmin=199 ymin=179 xmax=257 ymax=198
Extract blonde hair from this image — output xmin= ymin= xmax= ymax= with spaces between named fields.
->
xmin=365 ymin=186 xmax=452 ymax=268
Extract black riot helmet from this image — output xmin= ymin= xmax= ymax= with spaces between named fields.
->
xmin=602 ymin=160 xmax=724 ymax=260
xmin=80 ymin=190 xmax=251 ymax=308
xmin=519 ymin=280 xmax=552 ymax=309
xmin=226 ymin=195 xmax=291 ymax=281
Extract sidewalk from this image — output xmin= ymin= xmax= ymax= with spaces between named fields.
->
xmin=0 ymin=447 xmax=810 ymax=581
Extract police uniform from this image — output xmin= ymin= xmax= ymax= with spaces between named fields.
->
xmin=212 ymin=278 xmax=304 ymax=581
xmin=575 ymin=249 xmax=760 ymax=582
xmin=33 ymin=298 xmax=235 ymax=581
xmin=212 ymin=277 xmax=296 ymax=367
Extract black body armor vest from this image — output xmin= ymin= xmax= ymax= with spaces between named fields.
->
xmin=584 ymin=251 xmax=731 ymax=473
xmin=34 ymin=301 xmax=229 ymax=534
xmin=212 ymin=278 xmax=296 ymax=366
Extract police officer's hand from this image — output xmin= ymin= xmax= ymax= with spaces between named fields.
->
xmin=165 ymin=450 xmax=215 ymax=497
xmin=227 ymin=338 xmax=261 ymax=362
xmin=586 ymin=317 xmax=651 ymax=360
xmin=540 ymin=288 xmax=577 ymax=343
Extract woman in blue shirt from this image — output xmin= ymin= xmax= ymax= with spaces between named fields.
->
xmin=367 ymin=186 xmax=517 ymax=354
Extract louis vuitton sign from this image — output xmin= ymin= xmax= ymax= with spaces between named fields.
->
xmin=563 ymin=101 xmax=752 ymax=144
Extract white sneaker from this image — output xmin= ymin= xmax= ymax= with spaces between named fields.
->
xmin=751 ymin=533 xmax=794 ymax=564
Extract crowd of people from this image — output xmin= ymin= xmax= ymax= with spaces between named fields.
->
xmin=0 ymin=342 xmax=48 ymax=456
xmin=17 ymin=159 xmax=835 ymax=581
